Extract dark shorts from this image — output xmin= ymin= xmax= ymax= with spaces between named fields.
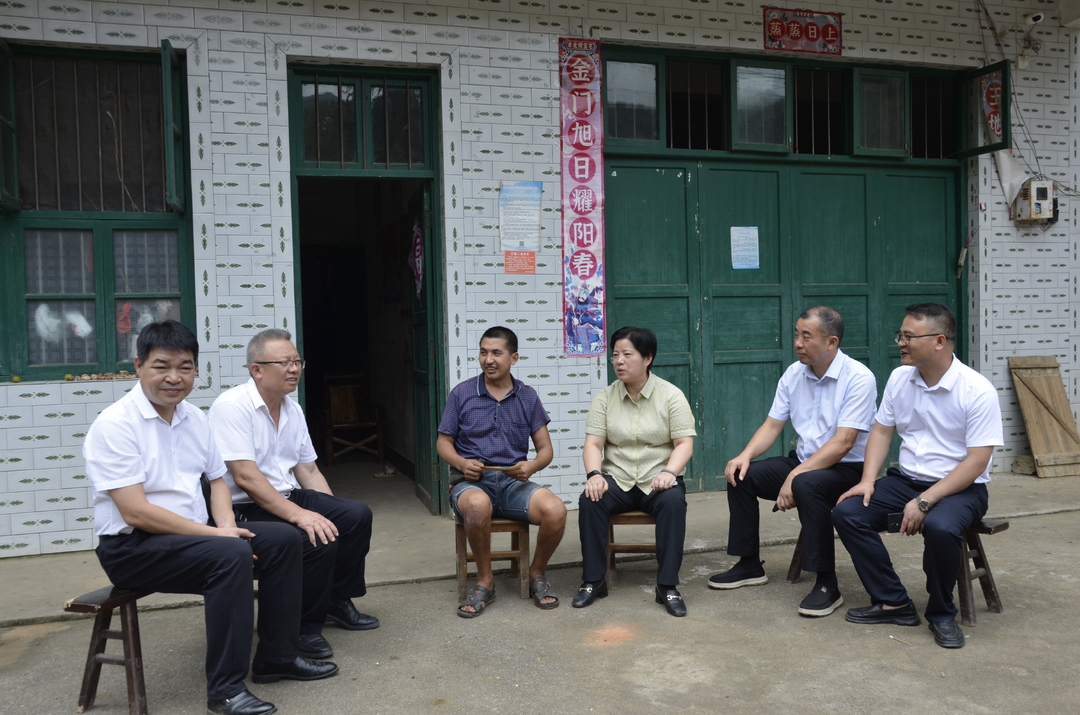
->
xmin=449 ymin=469 xmax=543 ymax=523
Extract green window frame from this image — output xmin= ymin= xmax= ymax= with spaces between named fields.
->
xmin=853 ymin=68 xmax=909 ymax=157
xmin=730 ymin=60 xmax=792 ymax=153
xmin=959 ymin=60 xmax=1011 ymax=158
xmin=0 ymin=40 xmax=16 ymax=211
xmin=290 ymin=68 xmax=434 ymax=174
xmin=0 ymin=44 xmax=194 ymax=381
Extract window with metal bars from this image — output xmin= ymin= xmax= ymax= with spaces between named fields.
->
xmin=910 ymin=74 xmax=958 ymax=160
xmin=793 ymin=68 xmax=846 ymax=156
xmin=14 ymin=55 xmax=169 ymax=212
xmin=0 ymin=44 xmax=193 ymax=379
xmin=296 ymin=72 xmax=429 ymax=169
xmin=666 ymin=60 xmax=725 ymax=150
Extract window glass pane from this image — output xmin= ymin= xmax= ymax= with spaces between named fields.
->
xmin=387 ymin=86 xmax=409 ymax=164
xmin=115 ymin=298 xmax=181 ymax=363
xmin=113 ymin=229 xmax=180 ymax=294
xmin=409 ymin=86 xmax=424 ymax=165
xmin=609 ymin=61 xmax=657 ymax=140
xmin=371 ymin=84 xmax=386 ymax=164
xmin=24 ymin=229 xmax=95 ymax=295
xmin=341 ymin=83 xmax=358 ymax=163
xmin=736 ymin=66 xmax=786 ymax=146
xmin=859 ymin=74 xmax=905 ymax=151
xmin=301 ymin=82 xmax=318 ymax=162
xmin=317 ymin=79 xmax=341 ymax=164
xmin=27 ymin=300 xmax=96 ymax=365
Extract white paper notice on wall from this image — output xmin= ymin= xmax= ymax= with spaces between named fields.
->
xmin=499 ymin=181 xmax=542 ymax=252
xmin=731 ymin=227 xmax=760 ymax=270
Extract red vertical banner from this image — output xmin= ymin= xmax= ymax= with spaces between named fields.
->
xmin=560 ymin=38 xmax=606 ymax=356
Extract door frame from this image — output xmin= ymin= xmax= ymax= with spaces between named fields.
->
xmin=285 ymin=63 xmax=447 ymax=513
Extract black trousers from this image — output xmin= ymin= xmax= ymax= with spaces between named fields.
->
xmin=578 ymin=475 xmax=687 ymax=586
xmin=727 ymin=454 xmax=862 ymax=572
xmin=833 ymin=469 xmax=989 ymax=622
xmin=235 ymin=489 xmax=372 ymax=635
xmin=96 ymin=521 xmax=303 ymax=701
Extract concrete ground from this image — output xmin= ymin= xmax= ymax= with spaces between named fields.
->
xmin=1 ymin=458 xmax=1079 ymax=714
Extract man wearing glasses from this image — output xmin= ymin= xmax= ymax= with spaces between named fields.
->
xmin=708 ymin=306 xmax=877 ymax=618
xmin=210 ymin=329 xmax=377 ymax=668
xmin=833 ymin=303 xmax=1002 ymax=648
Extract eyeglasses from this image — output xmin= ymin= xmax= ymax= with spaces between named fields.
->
xmin=892 ymin=332 xmax=943 ymax=346
xmin=253 ymin=359 xmax=306 ymax=369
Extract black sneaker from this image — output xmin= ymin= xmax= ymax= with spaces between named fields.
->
xmin=708 ymin=560 xmax=768 ymax=590
xmin=798 ymin=584 xmax=843 ymax=617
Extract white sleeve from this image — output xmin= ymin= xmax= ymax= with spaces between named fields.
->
xmin=208 ymin=399 xmax=258 ymax=462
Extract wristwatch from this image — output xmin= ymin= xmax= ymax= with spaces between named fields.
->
xmin=917 ymin=497 xmax=932 ymax=513
xmin=586 ymin=470 xmax=602 ymax=479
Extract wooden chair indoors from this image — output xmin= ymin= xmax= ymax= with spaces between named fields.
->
xmin=323 ymin=372 xmax=385 ymax=466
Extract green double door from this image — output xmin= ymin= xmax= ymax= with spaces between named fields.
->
xmin=605 ymin=158 xmax=959 ymax=491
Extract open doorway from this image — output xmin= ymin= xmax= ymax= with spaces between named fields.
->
xmin=296 ymin=176 xmax=439 ymax=510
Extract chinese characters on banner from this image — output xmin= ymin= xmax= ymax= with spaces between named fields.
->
xmin=980 ymin=70 xmax=1003 ymax=142
xmin=560 ymin=37 xmax=606 ymax=356
xmin=763 ymin=7 xmax=842 ymax=55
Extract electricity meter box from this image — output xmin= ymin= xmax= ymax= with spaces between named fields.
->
xmin=1013 ymin=180 xmax=1055 ymax=221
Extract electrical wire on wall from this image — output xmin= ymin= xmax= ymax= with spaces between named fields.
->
xmin=974 ymin=0 xmax=1073 ymax=231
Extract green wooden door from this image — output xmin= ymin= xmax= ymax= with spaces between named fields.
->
xmin=606 ymin=156 xmax=959 ymax=491
xmin=411 ymin=183 xmax=443 ymax=514
xmin=605 ymin=161 xmax=703 ymax=490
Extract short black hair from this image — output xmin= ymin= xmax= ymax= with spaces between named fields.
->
xmin=799 ymin=305 xmax=845 ymax=344
xmin=609 ymin=326 xmax=658 ymax=374
xmin=481 ymin=326 xmax=518 ymax=354
xmin=905 ymin=302 xmax=956 ymax=342
xmin=136 ymin=320 xmax=199 ymax=364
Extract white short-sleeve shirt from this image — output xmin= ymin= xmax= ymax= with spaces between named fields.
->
xmin=209 ymin=378 xmax=318 ymax=504
xmin=84 ymin=385 xmax=228 ymax=536
xmin=768 ymin=349 xmax=878 ymax=463
xmin=876 ymin=357 xmax=1003 ymax=484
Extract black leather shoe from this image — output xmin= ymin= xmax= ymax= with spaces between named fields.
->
xmin=207 ymin=690 xmax=276 ymax=715
xmin=251 ymin=656 xmax=339 ymax=684
xmin=326 ymin=599 xmax=380 ymax=631
xmin=844 ymin=600 xmax=921 ymax=626
xmin=655 ymin=587 xmax=687 ymax=617
xmin=298 ymin=633 xmax=333 ymax=659
xmin=928 ymin=619 xmax=966 ymax=648
xmin=571 ymin=580 xmax=608 ymax=608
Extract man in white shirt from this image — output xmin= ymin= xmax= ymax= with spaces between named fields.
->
xmin=210 ymin=329 xmax=376 ymax=663
xmin=833 ymin=303 xmax=1003 ymax=648
xmin=86 ymin=321 xmax=336 ymax=715
xmin=709 ymin=307 xmax=877 ymax=618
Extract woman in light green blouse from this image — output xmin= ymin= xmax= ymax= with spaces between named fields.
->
xmin=572 ymin=326 xmax=697 ymax=617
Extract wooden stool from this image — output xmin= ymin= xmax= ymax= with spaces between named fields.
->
xmin=455 ymin=517 xmax=531 ymax=600
xmin=957 ymin=518 xmax=1008 ymax=627
xmin=64 ymin=586 xmax=153 ymax=715
xmin=606 ymin=510 xmax=657 ymax=581
xmin=786 ymin=518 xmax=1009 ymax=626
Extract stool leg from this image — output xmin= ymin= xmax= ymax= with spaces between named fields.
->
xmin=786 ymin=531 xmax=804 ymax=584
xmin=455 ymin=522 xmax=469 ymax=601
xmin=519 ymin=526 xmax=531 ymax=599
xmin=606 ymin=524 xmax=616 ymax=583
xmin=119 ymin=601 xmax=148 ymax=715
xmin=957 ymin=533 xmax=977 ymax=628
xmin=77 ymin=608 xmax=113 ymax=713
xmin=971 ymin=533 xmax=1004 ymax=615
xmin=509 ymin=531 xmax=520 ymax=578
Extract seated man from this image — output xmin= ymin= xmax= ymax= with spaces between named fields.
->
xmin=85 ymin=321 xmax=336 ymax=715
xmin=210 ymin=329 xmax=377 ymax=663
xmin=833 ymin=303 xmax=1003 ymax=648
xmin=709 ymin=306 xmax=877 ymax=617
xmin=437 ymin=326 xmax=567 ymax=617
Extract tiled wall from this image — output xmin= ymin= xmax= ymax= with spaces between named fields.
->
xmin=0 ymin=0 xmax=1073 ymax=556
